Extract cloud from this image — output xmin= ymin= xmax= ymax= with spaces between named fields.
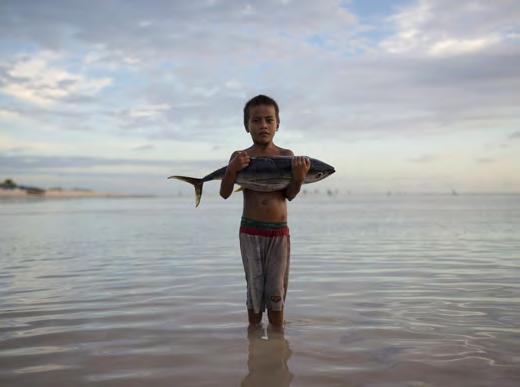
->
xmin=125 ymin=104 xmax=170 ymax=119
xmin=0 ymin=108 xmax=20 ymax=120
xmin=408 ymin=154 xmax=438 ymax=163
xmin=132 ymin=144 xmax=156 ymax=151
xmin=0 ymin=51 xmax=112 ymax=107
xmin=3 ymin=146 xmax=31 ymax=154
xmin=0 ymin=154 xmax=223 ymax=172
xmin=380 ymin=0 xmax=520 ymax=57
xmin=113 ymin=103 xmax=171 ymax=130
xmin=83 ymin=44 xmax=142 ymax=69
xmin=0 ymin=1 xmax=357 ymax=62
xmin=428 ymin=36 xmax=501 ymax=57
xmin=476 ymin=157 xmax=495 ymax=164
xmin=0 ymin=0 xmax=518 ymax=144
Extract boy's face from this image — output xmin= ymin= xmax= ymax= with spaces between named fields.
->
xmin=246 ymin=104 xmax=279 ymax=146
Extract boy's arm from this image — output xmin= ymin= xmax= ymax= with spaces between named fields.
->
xmin=220 ymin=151 xmax=250 ymax=199
xmin=285 ymin=152 xmax=311 ymax=201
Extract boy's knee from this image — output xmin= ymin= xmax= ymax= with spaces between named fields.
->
xmin=271 ymin=295 xmax=282 ymax=303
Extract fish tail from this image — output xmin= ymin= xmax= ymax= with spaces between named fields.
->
xmin=168 ymin=175 xmax=203 ymax=207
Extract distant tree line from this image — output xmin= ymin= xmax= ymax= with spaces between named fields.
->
xmin=1 ymin=178 xmax=45 ymax=194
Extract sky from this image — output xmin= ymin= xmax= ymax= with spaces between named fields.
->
xmin=1 ymin=0 xmax=519 ymax=195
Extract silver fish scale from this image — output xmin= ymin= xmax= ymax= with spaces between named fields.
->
xmin=169 ymin=156 xmax=335 ymax=206
xmin=236 ymin=157 xmax=292 ymax=191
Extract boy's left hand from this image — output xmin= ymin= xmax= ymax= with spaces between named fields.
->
xmin=291 ymin=156 xmax=311 ymax=183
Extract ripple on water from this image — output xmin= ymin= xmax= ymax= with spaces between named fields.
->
xmin=1 ymin=196 xmax=520 ymax=386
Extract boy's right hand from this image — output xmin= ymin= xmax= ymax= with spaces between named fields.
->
xmin=228 ymin=151 xmax=250 ymax=174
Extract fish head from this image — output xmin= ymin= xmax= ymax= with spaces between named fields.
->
xmin=306 ymin=158 xmax=335 ymax=183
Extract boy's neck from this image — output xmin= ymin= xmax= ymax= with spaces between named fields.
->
xmin=251 ymin=142 xmax=277 ymax=154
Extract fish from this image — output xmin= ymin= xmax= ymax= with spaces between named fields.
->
xmin=168 ymin=156 xmax=335 ymax=207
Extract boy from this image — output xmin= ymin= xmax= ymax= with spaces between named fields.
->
xmin=220 ymin=95 xmax=310 ymax=327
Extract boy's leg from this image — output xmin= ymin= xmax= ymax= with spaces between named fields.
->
xmin=240 ymin=233 xmax=265 ymax=325
xmin=248 ymin=309 xmax=262 ymax=325
xmin=267 ymin=309 xmax=283 ymax=327
xmin=265 ymin=235 xmax=290 ymax=328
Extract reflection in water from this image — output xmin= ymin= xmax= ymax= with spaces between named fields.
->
xmin=242 ymin=325 xmax=293 ymax=387
xmin=2 ymin=197 xmax=520 ymax=386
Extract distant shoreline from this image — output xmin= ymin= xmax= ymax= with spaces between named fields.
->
xmin=0 ymin=188 xmax=152 ymax=199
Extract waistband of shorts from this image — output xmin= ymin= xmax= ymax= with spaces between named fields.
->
xmin=240 ymin=217 xmax=289 ymax=237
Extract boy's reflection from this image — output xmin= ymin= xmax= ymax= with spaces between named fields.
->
xmin=241 ymin=325 xmax=293 ymax=387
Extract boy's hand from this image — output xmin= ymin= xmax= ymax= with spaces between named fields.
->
xmin=228 ymin=151 xmax=250 ymax=174
xmin=291 ymin=156 xmax=310 ymax=183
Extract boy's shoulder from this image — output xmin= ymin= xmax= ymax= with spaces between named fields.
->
xmin=235 ymin=145 xmax=294 ymax=157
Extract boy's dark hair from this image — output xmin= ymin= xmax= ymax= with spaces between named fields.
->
xmin=243 ymin=94 xmax=280 ymax=129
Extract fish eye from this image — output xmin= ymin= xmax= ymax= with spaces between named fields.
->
xmin=316 ymin=172 xmax=323 ymax=178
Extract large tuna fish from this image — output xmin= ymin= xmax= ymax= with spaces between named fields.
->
xmin=168 ymin=156 xmax=335 ymax=207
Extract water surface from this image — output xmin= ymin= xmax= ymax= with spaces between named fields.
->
xmin=1 ymin=194 xmax=519 ymax=386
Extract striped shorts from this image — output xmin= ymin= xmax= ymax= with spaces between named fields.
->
xmin=239 ymin=217 xmax=291 ymax=314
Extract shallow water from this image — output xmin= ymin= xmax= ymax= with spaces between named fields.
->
xmin=1 ymin=194 xmax=519 ymax=386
